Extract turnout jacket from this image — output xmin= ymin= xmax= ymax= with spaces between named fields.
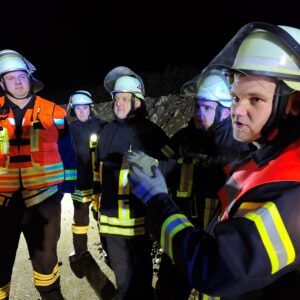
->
xmin=146 ymin=117 xmax=300 ymax=299
xmin=0 ymin=95 xmax=77 ymax=206
xmin=162 ymin=118 xmax=252 ymax=229
xmin=94 ymin=114 xmax=172 ymax=238
xmin=69 ymin=116 xmax=106 ymax=194
xmin=170 ymin=118 xmax=252 ymax=169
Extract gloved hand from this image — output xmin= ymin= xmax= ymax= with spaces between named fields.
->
xmin=124 ymin=151 xmax=159 ymax=177
xmin=128 ymin=163 xmax=168 ymax=204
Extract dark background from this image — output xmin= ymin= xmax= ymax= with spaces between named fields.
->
xmin=2 ymin=0 xmax=300 ymax=103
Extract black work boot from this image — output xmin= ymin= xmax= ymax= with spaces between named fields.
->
xmin=69 ymin=250 xmax=90 ymax=263
xmin=69 ymin=233 xmax=88 ymax=262
xmin=40 ymin=288 xmax=65 ymax=300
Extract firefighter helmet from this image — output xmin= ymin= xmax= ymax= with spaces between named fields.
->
xmin=112 ymin=75 xmax=145 ymax=100
xmin=196 ymin=70 xmax=231 ymax=108
xmin=232 ymin=25 xmax=300 ymax=91
xmin=69 ymin=90 xmax=94 ymax=107
xmin=0 ymin=49 xmax=43 ymax=92
xmin=203 ymin=22 xmax=300 ymax=141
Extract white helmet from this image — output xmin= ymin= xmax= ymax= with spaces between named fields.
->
xmin=203 ymin=22 xmax=300 ymax=141
xmin=196 ymin=70 xmax=231 ymax=108
xmin=112 ymin=75 xmax=145 ymax=100
xmin=0 ymin=49 xmax=43 ymax=92
xmin=69 ymin=90 xmax=94 ymax=107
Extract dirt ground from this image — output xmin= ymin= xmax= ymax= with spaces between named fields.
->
xmin=8 ymin=194 xmax=197 ymax=300
xmin=9 ymin=194 xmax=117 ymax=300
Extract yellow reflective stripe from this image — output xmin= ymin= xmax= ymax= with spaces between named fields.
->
xmin=244 ymin=202 xmax=295 ymax=274
xmin=118 ymin=199 xmax=130 ymax=219
xmin=30 ymin=125 xmax=39 ymax=151
xmin=91 ymin=151 xmax=95 ymax=170
xmin=34 ymin=263 xmax=60 ymax=287
xmin=100 ymin=214 xmax=145 ymax=236
xmin=99 ymin=161 xmax=103 ymax=184
xmin=72 ymin=224 xmax=89 ymax=234
xmin=23 ymin=186 xmax=58 ymax=207
xmin=100 ymin=225 xmax=145 ymax=236
xmin=202 ymin=294 xmax=220 ymax=300
xmin=235 ymin=202 xmax=263 ymax=217
xmin=71 ymin=188 xmax=93 ymax=203
xmin=176 ymin=191 xmax=191 ymax=197
xmin=161 ymin=144 xmax=175 ymax=158
xmin=94 ymin=171 xmax=100 ymax=182
xmin=0 ymin=282 xmax=10 ymax=299
xmin=0 ymin=128 xmax=9 ymax=154
xmin=118 ymin=162 xmax=130 ymax=195
xmin=203 ymin=198 xmax=218 ymax=229
xmin=161 ymin=213 xmax=194 ymax=260
xmin=100 ymin=215 xmax=145 ymax=226
xmin=177 ymin=163 xmax=194 ymax=197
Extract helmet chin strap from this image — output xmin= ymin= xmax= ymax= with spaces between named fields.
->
xmin=125 ymin=94 xmax=137 ymax=119
xmin=256 ymin=81 xmax=291 ymax=144
xmin=212 ymin=104 xmax=222 ymax=126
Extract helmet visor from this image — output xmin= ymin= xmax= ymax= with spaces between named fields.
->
xmin=202 ymin=22 xmax=300 ymax=96
xmin=103 ymin=66 xmax=145 ymax=95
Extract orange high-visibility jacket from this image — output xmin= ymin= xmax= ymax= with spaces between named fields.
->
xmin=0 ymin=96 xmax=66 ymax=191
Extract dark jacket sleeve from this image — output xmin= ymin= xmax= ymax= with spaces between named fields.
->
xmin=145 ymin=183 xmax=300 ymax=298
xmin=57 ymin=117 xmax=77 ymax=193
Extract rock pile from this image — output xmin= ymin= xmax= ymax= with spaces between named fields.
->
xmin=93 ymin=94 xmax=194 ymax=137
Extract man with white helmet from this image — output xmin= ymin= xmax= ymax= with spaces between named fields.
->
xmin=0 ymin=49 xmax=77 ymax=300
xmin=125 ymin=22 xmax=300 ymax=299
xmin=67 ymin=90 xmax=106 ymax=264
xmin=155 ymin=70 xmax=252 ymax=300
xmin=173 ymin=69 xmax=252 ymax=167
xmin=93 ymin=67 xmax=173 ymax=300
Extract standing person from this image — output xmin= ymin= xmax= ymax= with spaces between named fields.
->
xmin=156 ymin=70 xmax=253 ymax=300
xmin=68 ymin=90 xmax=107 ymax=262
xmin=93 ymin=66 xmax=173 ymax=300
xmin=0 ymin=49 xmax=77 ymax=300
xmin=126 ymin=22 xmax=300 ymax=300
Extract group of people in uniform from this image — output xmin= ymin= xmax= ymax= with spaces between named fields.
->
xmin=2 ymin=20 xmax=300 ymax=300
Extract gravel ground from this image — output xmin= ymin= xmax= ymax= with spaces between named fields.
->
xmin=8 ymin=195 xmax=165 ymax=300
xmin=9 ymin=194 xmax=116 ymax=300
xmin=9 ymin=194 xmax=196 ymax=300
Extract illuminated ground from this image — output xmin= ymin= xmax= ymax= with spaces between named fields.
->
xmin=10 ymin=194 xmax=116 ymax=300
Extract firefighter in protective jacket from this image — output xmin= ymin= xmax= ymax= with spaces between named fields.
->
xmin=0 ymin=49 xmax=76 ymax=300
xmin=156 ymin=70 xmax=253 ymax=300
xmin=93 ymin=67 xmax=173 ymax=300
xmin=68 ymin=90 xmax=107 ymax=263
xmin=125 ymin=23 xmax=300 ymax=300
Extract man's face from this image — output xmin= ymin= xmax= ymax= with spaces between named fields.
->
xmin=113 ymin=92 xmax=141 ymax=119
xmin=194 ymin=99 xmax=218 ymax=130
xmin=1 ymin=70 xmax=30 ymax=98
xmin=231 ymin=74 xmax=275 ymax=143
xmin=74 ymin=104 xmax=91 ymax=122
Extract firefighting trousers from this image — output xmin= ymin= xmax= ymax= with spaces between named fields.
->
xmin=101 ymin=235 xmax=154 ymax=300
xmin=72 ymin=201 xmax=90 ymax=253
xmin=0 ymin=191 xmax=63 ymax=299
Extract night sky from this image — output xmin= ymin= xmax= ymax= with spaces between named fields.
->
xmin=2 ymin=0 xmax=300 ymax=103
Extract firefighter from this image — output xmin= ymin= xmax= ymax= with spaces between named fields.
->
xmin=156 ymin=70 xmax=253 ymax=300
xmin=67 ymin=90 xmax=107 ymax=263
xmin=93 ymin=66 xmax=173 ymax=300
xmin=126 ymin=22 xmax=300 ymax=299
xmin=0 ymin=49 xmax=77 ymax=300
